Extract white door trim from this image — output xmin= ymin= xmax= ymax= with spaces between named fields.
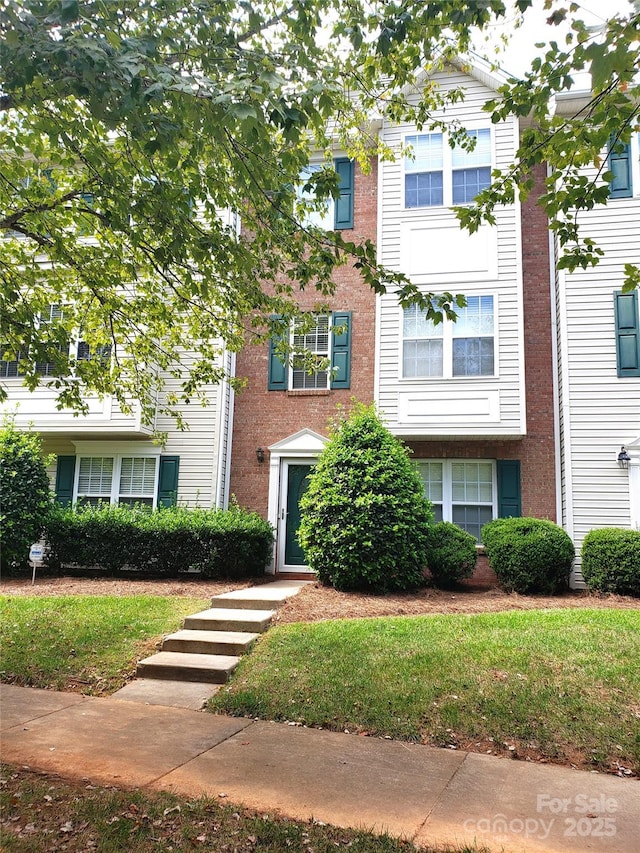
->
xmin=266 ymin=429 xmax=328 ymax=573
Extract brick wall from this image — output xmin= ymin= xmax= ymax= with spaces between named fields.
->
xmin=229 ymin=159 xmax=378 ymax=514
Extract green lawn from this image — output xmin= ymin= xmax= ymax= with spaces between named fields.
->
xmin=211 ymin=608 xmax=640 ymax=775
xmin=0 ymin=595 xmax=208 ymax=694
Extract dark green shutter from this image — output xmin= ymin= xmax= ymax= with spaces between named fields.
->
xmin=268 ymin=315 xmax=287 ymax=390
xmin=614 ymin=290 xmax=640 ymax=376
xmin=54 ymin=456 xmax=76 ymax=506
xmin=497 ymin=460 xmax=521 ymax=518
xmin=608 ymin=138 xmax=632 ymax=198
xmin=157 ymin=456 xmax=180 ymax=507
xmin=334 ymin=158 xmax=354 ymax=229
xmin=330 ymin=311 xmax=351 ymax=389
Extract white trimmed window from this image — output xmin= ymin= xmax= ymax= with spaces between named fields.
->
xmin=404 ymin=128 xmax=491 ymax=208
xmin=402 ymin=296 xmax=495 ymax=379
xmin=76 ymin=455 xmax=158 ymax=507
xmin=291 ymin=314 xmax=331 ymax=390
xmin=416 ymin=460 xmax=496 ymax=540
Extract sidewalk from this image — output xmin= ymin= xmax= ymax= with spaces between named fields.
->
xmin=1 ymin=684 xmax=638 ymax=853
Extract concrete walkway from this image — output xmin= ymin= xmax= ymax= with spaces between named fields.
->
xmin=1 ymin=683 xmax=638 ymax=853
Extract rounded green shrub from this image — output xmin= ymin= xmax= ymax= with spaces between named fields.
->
xmin=581 ymin=528 xmax=640 ymax=596
xmin=425 ymin=521 xmax=478 ymax=588
xmin=0 ymin=418 xmax=52 ymax=572
xmin=298 ymin=403 xmax=433 ymax=593
xmin=481 ymin=517 xmax=574 ymax=594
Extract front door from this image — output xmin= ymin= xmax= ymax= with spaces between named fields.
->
xmin=279 ymin=461 xmax=314 ymax=571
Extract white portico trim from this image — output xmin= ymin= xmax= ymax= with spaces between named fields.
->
xmin=266 ymin=428 xmax=328 ymax=574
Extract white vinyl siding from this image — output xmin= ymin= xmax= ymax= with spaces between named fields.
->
xmin=376 ymin=66 xmax=525 ymax=438
xmin=554 ymin=185 xmax=640 ymax=583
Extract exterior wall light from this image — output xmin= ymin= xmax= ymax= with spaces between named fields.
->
xmin=618 ymin=446 xmax=631 ymax=469
xmin=256 ymin=447 xmax=265 ymax=464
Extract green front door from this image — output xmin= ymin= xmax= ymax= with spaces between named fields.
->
xmin=284 ymin=464 xmax=313 ymax=566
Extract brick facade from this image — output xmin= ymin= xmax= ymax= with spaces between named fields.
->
xmin=229 ymin=159 xmax=378 ymax=514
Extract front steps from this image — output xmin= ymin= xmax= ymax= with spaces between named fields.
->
xmin=133 ymin=581 xmax=309 ymax=689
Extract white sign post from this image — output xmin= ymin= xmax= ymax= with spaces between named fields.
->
xmin=28 ymin=542 xmax=45 ymax=586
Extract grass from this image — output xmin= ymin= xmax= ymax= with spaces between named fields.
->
xmin=0 ymin=595 xmax=208 ymax=694
xmin=211 ymin=608 xmax=640 ymax=775
xmin=0 ymin=765 xmax=486 ymax=853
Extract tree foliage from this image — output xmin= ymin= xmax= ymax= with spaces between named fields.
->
xmin=1 ymin=1 xmax=638 ymax=420
xmin=298 ymin=404 xmax=434 ymax=592
xmin=0 ymin=416 xmax=52 ymax=571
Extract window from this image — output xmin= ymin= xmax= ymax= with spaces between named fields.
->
xmin=76 ymin=455 xmax=158 ymax=507
xmin=0 ymin=304 xmax=66 ymax=378
xmin=614 ymin=290 xmax=640 ymax=377
xmin=298 ymin=158 xmax=354 ymax=230
xmin=268 ymin=312 xmax=351 ymax=391
xmin=452 ymin=129 xmax=492 ymax=204
xmin=405 ymin=129 xmax=491 ymax=208
xmin=291 ymin=315 xmax=330 ymax=390
xmin=417 ymin=460 xmax=496 ymax=540
xmin=404 ymin=133 xmax=444 ymax=207
xmin=402 ymin=296 xmax=495 ymax=379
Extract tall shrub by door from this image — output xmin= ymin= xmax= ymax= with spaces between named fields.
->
xmin=298 ymin=403 xmax=433 ymax=592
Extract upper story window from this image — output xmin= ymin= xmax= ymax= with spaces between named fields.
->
xmin=402 ymin=295 xmax=495 ymax=379
xmin=298 ymin=158 xmax=354 ymax=230
xmin=1 ymin=304 xmax=65 ymax=378
xmin=268 ymin=312 xmax=351 ymax=392
xmin=404 ymin=129 xmax=491 ymax=208
xmin=0 ymin=303 xmax=111 ymax=380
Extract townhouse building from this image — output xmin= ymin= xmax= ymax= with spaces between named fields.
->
xmin=3 ymin=62 xmax=637 ymax=586
xmin=552 ymin=93 xmax=640 ymax=582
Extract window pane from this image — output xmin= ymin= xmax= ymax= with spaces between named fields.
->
xmin=405 ymin=172 xmax=443 ymax=207
xmin=452 ymin=504 xmax=493 ymax=541
xmin=291 ymin=361 xmax=329 ymax=389
xmin=452 ymin=462 xmax=493 ymax=503
xmin=405 ymin=134 xmax=443 ymax=172
xmin=416 ymin=462 xmax=443 ymax=503
xmin=403 ymin=305 xmax=442 ymax=339
xmin=298 ymin=165 xmax=333 ymax=229
xmin=454 ymin=296 xmax=494 ymax=336
xmin=119 ymin=457 xmax=157 ymax=496
xmin=451 ymin=129 xmax=491 ymax=168
xmin=452 ymin=338 xmax=494 ymax=376
xmin=403 ymin=339 xmax=443 ymax=377
xmin=451 ymin=131 xmax=491 ymax=204
xmin=452 ymin=167 xmax=491 ymax=204
xmin=78 ymin=457 xmax=113 ymax=496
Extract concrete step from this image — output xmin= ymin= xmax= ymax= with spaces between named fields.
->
xmin=183 ymin=607 xmax=274 ymax=633
xmin=136 ymin=651 xmax=240 ymax=684
xmin=211 ymin=580 xmax=309 ymax=611
xmin=162 ymin=629 xmax=259 ymax=656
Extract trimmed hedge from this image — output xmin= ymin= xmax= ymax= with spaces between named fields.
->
xmin=425 ymin=521 xmax=478 ymax=588
xmin=481 ymin=517 xmax=574 ymax=594
xmin=44 ymin=504 xmax=274 ymax=579
xmin=581 ymin=528 xmax=640 ymax=596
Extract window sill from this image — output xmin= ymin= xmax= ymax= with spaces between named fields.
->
xmin=287 ymin=389 xmax=331 ymax=396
